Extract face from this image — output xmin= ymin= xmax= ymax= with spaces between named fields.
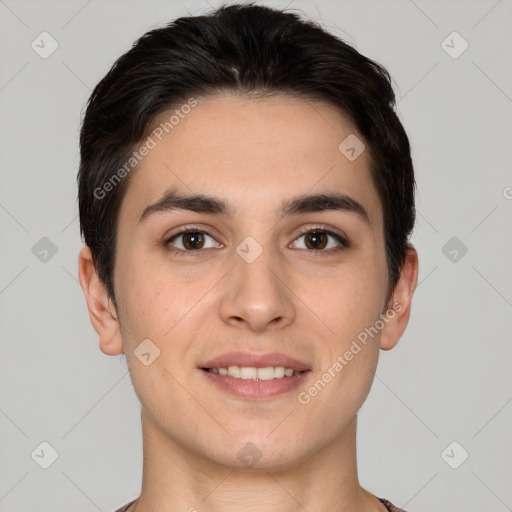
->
xmin=83 ymin=94 xmax=415 ymax=470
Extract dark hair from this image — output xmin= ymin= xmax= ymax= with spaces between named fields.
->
xmin=78 ymin=2 xmax=415 ymax=311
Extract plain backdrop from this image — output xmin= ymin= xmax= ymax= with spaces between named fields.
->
xmin=0 ymin=0 xmax=511 ymax=511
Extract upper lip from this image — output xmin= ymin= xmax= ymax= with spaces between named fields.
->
xmin=201 ymin=352 xmax=310 ymax=372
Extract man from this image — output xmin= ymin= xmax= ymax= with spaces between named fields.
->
xmin=77 ymin=3 xmax=418 ymax=511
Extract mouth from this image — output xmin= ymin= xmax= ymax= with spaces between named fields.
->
xmin=199 ymin=352 xmax=312 ymax=400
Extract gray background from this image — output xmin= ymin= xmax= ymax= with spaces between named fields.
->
xmin=1 ymin=0 xmax=511 ymax=511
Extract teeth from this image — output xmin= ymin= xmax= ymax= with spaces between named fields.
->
xmin=240 ymin=367 xmax=257 ymax=380
xmin=208 ymin=365 xmax=301 ymax=380
xmin=274 ymin=366 xmax=285 ymax=378
xmin=257 ymin=367 xmax=276 ymax=380
xmin=228 ymin=365 xmax=241 ymax=378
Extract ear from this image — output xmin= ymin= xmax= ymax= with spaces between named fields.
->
xmin=380 ymin=245 xmax=419 ymax=351
xmin=78 ymin=245 xmax=124 ymax=356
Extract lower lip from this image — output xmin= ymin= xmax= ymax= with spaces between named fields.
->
xmin=201 ymin=369 xmax=311 ymax=400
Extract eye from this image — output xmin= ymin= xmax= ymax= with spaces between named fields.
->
xmin=164 ymin=226 xmax=348 ymax=256
xmin=165 ymin=229 xmax=223 ymax=253
xmin=290 ymin=228 xmax=348 ymax=252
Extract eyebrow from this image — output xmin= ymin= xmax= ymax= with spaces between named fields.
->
xmin=137 ymin=188 xmax=371 ymax=226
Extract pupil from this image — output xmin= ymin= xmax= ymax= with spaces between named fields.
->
xmin=306 ymin=232 xmax=327 ymax=250
xmin=183 ymin=232 xmax=204 ymax=250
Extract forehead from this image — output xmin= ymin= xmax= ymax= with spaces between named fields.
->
xmin=118 ymin=94 xmax=381 ymax=229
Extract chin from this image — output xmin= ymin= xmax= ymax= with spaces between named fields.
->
xmin=206 ymin=433 xmax=312 ymax=472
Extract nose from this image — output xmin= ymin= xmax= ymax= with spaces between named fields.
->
xmin=219 ymin=244 xmax=296 ymax=333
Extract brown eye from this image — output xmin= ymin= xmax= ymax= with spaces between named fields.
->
xmin=165 ymin=229 xmax=223 ymax=253
xmin=290 ymin=228 xmax=348 ymax=253
xmin=304 ymin=231 xmax=328 ymax=250
xmin=182 ymin=232 xmax=205 ymax=250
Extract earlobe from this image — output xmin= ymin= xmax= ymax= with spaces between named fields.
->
xmin=78 ymin=246 xmax=124 ymax=356
xmin=380 ymin=245 xmax=419 ymax=351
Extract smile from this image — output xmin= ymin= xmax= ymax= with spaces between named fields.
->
xmin=205 ymin=365 xmax=305 ymax=380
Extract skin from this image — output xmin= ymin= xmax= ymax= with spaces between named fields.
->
xmin=79 ymin=94 xmax=418 ymax=512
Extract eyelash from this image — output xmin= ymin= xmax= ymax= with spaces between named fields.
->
xmin=164 ymin=224 xmax=349 ymax=257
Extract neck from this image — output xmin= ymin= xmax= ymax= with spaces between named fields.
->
xmin=128 ymin=409 xmax=385 ymax=512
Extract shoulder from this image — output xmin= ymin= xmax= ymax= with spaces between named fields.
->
xmin=113 ymin=500 xmax=136 ymax=512
xmin=378 ymin=498 xmax=409 ymax=512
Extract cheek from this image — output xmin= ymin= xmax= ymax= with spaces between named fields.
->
xmin=302 ymin=253 xmax=387 ymax=343
xmin=116 ymin=251 xmax=201 ymax=334
xmin=123 ymin=284 xmax=198 ymax=348
xmin=117 ymin=268 xmax=208 ymax=418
